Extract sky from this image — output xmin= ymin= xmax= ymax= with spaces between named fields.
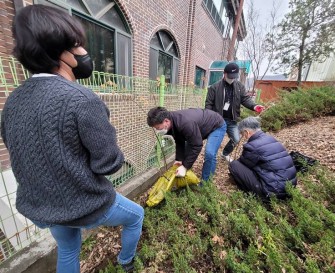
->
xmin=240 ymin=0 xmax=290 ymax=76
xmin=251 ymin=0 xmax=289 ymax=21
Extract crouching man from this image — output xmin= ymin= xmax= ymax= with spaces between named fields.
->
xmin=229 ymin=117 xmax=297 ymax=199
xmin=147 ymin=107 xmax=226 ymax=182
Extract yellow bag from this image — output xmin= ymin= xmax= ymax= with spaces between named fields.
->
xmin=146 ymin=165 xmax=200 ymax=207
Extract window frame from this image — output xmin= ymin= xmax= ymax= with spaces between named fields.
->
xmin=35 ymin=0 xmax=133 ymax=76
xmin=194 ymin=66 xmax=206 ymax=88
xmin=149 ymin=31 xmax=180 ymax=84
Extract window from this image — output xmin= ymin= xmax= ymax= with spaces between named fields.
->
xmin=37 ymin=0 xmax=132 ymax=76
xmin=149 ymin=31 xmax=180 ymax=84
xmin=194 ymin=66 xmax=206 ymax=88
xmin=75 ymin=16 xmax=115 ymax=73
xmin=202 ymin=0 xmax=225 ymax=35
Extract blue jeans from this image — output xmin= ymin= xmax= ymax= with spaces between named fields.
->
xmin=201 ymin=123 xmax=226 ymax=181
xmin=222 ymin=119 xmax=240 ymax=156
xmin=33 ymin=193 xmax=144 ymax=273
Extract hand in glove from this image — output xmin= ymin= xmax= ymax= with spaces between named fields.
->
xmin=175 ymin=165 xmax=187 ymax=177
xmin=254 ymin=105 xmax=265 ymax=113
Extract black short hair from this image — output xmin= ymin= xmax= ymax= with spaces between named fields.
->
xmin=147 ymin=107 xmax=170 ymax=127
xmin=12 ymin=4 xmax=86 ymax=73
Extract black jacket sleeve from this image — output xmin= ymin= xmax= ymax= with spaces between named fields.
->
xmin=239 ymin=83 xmax=256 ymax=110
xmin=205 ymin=86 xmax=215 ymax=110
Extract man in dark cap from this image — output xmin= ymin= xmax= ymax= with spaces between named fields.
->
xmin=205 ymin=62 xmax=264 ymax=162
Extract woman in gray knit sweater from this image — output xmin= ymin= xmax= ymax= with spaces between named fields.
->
xmin=1 ymin=5 xmax=143 ymax=273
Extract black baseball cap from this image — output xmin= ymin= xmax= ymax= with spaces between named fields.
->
xmin=224 ymin=63 xmax=239 ymax=79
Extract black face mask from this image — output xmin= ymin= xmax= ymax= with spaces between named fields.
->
xmin=69 ymin=53 xmax=93 ymax=79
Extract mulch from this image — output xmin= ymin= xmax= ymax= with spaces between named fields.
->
xmin=81 ymin=115 xmax=335 ymax=272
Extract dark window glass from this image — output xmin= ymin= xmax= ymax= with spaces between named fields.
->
xmin=158 ymin=53 xmax=172 ymax=84
xmin=100 ymin=6 xmax=127 ymax=32
xmin=117 ymin=33 xmax=131 ymax=76
xmin=207 ymin=0 xmax=213 ymax=11
xmin=149 ymin=48 xmax=159 ymax=80
xmin=195 ymin=66 xmax=206 ymax=88
xmin=203 ymin=0 xmax=224 ymax=35
xmin=211 ymin=7 xmax=217 ymax=20
xmin=76 ymin=16 xmax=115 ymax=73
xmin=44 ymin=0 xmax=132 ymax=75
xmin=173 ymin=59 xmax=180 ymax=84
xmin=158 ymin=31 xmax=173 ymax=50
xmin=64 ymin=0 xmax=88 ymax=13
xmin=150 ymin=30 xmax=179 ymax=84
xmin=209 ymin=71 xmax=223 ymax=86
xmin=150 ymin=33 xmax=163 ymax=49
xmin=168 ymin=44 xmax=178 ymax=57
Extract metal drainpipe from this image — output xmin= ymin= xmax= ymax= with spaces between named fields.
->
xmin=227 ymin=0 xmax=244 ymax=61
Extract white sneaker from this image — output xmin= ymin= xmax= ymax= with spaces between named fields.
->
xmin=221 ymin=155 xmax=233 ymax=162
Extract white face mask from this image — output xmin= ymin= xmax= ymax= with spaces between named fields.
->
xmin=156 ymin=128 xmax=168 ymax=135
xmin=225 ymin=78 xmax=235 ymax=85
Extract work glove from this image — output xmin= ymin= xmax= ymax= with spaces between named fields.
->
xmin=254 ymin=105 xmax=265 ymax=113
xmin=174 ymin=161 xmax=182 ymax=166
xmin=175 ymin=165 xmax=187 ymax=177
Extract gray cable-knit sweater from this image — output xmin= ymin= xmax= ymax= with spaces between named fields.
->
xmin=1 ymin=76 xmax=124 ymax=226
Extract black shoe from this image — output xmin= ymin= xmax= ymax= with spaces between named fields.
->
xmin=121 ymin=259 xmax=135 ymax=272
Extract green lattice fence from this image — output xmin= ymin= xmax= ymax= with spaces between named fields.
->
xmin=0 ymin=56 xmax=206 ymax=264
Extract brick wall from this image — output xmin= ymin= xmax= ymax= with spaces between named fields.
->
xmin=0 ymin=0 xmax=227 ymax=85
xmin=118 ymin=0 xmax=226 ymax=85
xmin=0 ymin=1 xmax=15 ymax=58
xmin=0 ymin=0 xmax=227 ymax=173
xmin=191 ymin=1 xmax=226 ymax=86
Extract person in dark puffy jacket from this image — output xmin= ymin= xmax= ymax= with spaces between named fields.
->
xmin=229 ymin=117 xmax=297 ymax=199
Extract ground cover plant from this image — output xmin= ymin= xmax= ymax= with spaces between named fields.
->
xmin=81 ymin=86 xmax=335 ymax=273
xmin=245 ymin=86 xmax=335 ymax=131
xmin=93 ymin=164 xmax=335 ymax=273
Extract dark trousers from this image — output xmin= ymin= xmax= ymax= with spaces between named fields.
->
xmin=228 ymin=160 xmax=265 ymax=197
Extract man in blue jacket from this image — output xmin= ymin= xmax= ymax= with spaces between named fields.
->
xmin=229 ymin=117 xmax=297 ymax=199
xmin=147 ymin=107 xmax=226 ymax=181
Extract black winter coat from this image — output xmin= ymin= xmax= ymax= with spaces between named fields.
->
xmin=205 ymin=79 xmax=256 ymax=121
xmin=168 ymin=108 xmax=224 ymax=169
xmin=240 ymin=131 xmax=297 ymax=197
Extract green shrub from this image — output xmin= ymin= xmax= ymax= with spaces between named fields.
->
xmin=130 ymin=165 xmax=335 ymax=272
xmin=260 ymin=86 xmax=335 ymax=131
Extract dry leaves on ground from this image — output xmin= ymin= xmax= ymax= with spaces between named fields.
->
xmin=192 ymin=115 xmax=335 ymax=191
